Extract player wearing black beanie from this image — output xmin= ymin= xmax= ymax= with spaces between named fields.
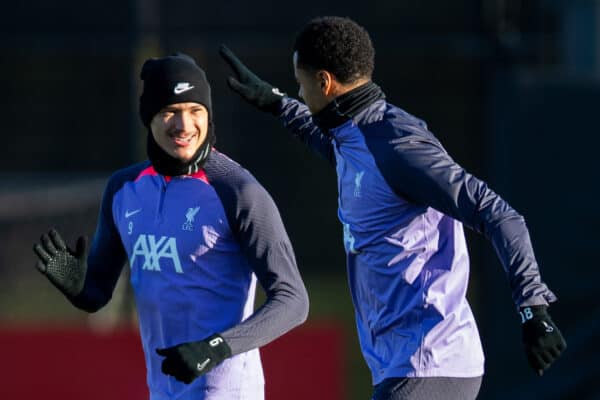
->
xmin=139 ymin=53 xmax=216 ymax=176
xmin=33 ymin=51 xmax=309 ymax=400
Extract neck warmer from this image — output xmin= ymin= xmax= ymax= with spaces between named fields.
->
xmin=312 ymin=81 xmax=385 ymax=132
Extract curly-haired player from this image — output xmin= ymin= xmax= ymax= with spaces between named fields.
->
xmin=220 ymin=16 xmax=566 ymax=400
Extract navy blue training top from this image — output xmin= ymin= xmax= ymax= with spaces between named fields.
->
xmin=70 ymin=149 xmax=308 ymax=399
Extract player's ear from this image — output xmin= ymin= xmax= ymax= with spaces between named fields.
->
xmin=318 ymin=71 xmax=335 ymax=96
xmin=319 ymin=72 xmax=327 ymax=89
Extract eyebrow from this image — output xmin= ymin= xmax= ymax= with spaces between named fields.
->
xmin=162 ymin=105 xmax=206 ymax=112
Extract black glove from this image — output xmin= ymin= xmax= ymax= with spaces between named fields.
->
xmin=156 ymin=334 xmax=232 ymax=384
xmin=33 ymin=229 xmax=88 ymax=298
xmin=219 ymin=44 xmax=285 ymax=114
xmin=520 ymin=305 xmax=566 ymax=376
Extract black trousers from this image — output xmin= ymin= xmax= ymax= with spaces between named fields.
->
xmin=372 ymin=376 xmax=483 ymax=400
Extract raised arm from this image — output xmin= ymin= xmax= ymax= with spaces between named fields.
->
xmin=220 ymin=45 xmax=334 ymax=164
xmin=33 ymin=172 xmax=129 ymax=313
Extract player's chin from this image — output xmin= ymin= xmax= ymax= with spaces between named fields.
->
xmin=171 ymin=149 xmax=198 ymax=162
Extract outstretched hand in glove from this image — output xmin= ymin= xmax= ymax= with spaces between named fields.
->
xmin=33 ymin=229 xmax=88 ymax=298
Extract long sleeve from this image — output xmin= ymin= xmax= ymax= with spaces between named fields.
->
xmin=206 ymin=156 xmax=309 ymax=355
xmin=361 ymin=119 xmax=557 ymax=309
xmin=69 ymin=167 xmax=139 ymax=312
xmin=277 ymin=97 xmax=335 ymax=165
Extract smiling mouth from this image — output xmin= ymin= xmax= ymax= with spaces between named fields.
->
xmin=170 ymin=133 xmax=197 ymax=147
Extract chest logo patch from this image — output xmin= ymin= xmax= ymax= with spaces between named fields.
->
xmin=183 ymin=206 xmax=200 ymax=231
xmin=130 ymin=234 xmax=183 ymax=273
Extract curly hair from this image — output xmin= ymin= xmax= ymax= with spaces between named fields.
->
xmin=293 ymin=16 xmax=375 ymax=84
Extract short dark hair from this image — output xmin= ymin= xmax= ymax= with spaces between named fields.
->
xmin=293 ymin=16 xmax=375 ymax=84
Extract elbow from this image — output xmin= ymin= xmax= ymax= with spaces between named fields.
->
xmin=69 ymin=292 xmax=110 ymax=314
xmin=293 ymin=287 xmax=310 ymax=326
xmin=78 ymin=302 xmax=106 ymax=314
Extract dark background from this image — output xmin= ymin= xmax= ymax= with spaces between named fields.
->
xmin=1 ymin=0 xmax=598 ymax=399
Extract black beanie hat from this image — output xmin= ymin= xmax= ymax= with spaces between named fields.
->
xmin=139 ymin=53 xmax=212 ymax=127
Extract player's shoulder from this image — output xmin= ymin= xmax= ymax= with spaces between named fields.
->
xmin=359 ymin=101 xmax=443 ymax=146
xmin=205 ymin=149 xmax=257 ymax=185
xmin=204 ymin=149 xmax=272 ymax=206
xmin=108 ymin=160 xmax=150 ymax=184
xmin=105 ymin=161 xmax=151 ymax=194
